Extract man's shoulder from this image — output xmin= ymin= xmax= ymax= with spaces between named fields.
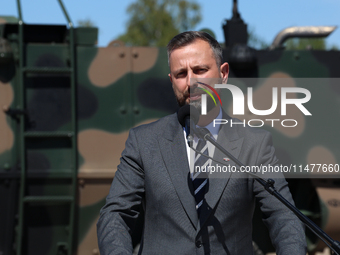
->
xmin=220 ymin=110 xmax=271 ymax=139
xmin=132 ymin=112 xmax=178 ymax=135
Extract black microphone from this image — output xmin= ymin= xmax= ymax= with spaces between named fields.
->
xmin=177 ymin=105 xmax=200 ymax=147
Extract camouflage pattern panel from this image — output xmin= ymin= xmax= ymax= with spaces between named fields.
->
xmin=0 ymin=16 xmax=19 ymax=24
xmin=1 ymin=11 xmax=340 ymax=253
xmin=21 ymin=37 xmax=73 ymax=255
xmin=314 ymin=184 xmax=340 ymax=249
xmin=256 ymin=51 xmax=340 ymax=251
xmin=77 ymin=45 xmax=175 ymax=178
xmin=0 ymin=16 xmax=19 ymax=176
xmin=76 ymin=45 xmax=175 ymax=253
xmin=1 ymin=21 xmax=99 ymax=255
xmin=223 ymin=49 xmax=340 ymax=253
xmin=24 ymin=43 xmax=73 ymax=174
xmin=0 ymin=70 xmax=17 ymax=255
xmin=0 ymin=81 xmax=15 ymax=166
xmin=0 ymin=16 xmax=21 ymax=255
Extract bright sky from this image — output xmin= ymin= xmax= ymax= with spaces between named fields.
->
xmin=2 ymin=0 xmax=340 ymax=48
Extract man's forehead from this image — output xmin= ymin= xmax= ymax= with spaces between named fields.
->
xmin=170 ymin=38 xmax=210 ymax=53
xmin=169 ymin=40 xmax=215 ymax=67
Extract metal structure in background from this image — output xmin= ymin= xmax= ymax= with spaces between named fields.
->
xmin=15 ymin=0 xmax=77 ymax=254
xmin=0 ymin=0 xmax=340 ymax=254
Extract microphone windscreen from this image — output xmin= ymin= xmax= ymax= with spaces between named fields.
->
xmin=177 ymin=105 xmax=200 ymax=127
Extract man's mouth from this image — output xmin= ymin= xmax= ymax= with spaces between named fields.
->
xmin=189 ymin=93 xmax=202 ymax=101
xmin=188 ymin=88 xmax=204 ymax=101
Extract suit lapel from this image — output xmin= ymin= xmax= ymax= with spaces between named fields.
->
xmin=158 ymin=115 xmax=198 ymax=229
xmin=198 ymin=115 xmax=244 ymax=230
xmin=157 ymin=112 xmax=245 ymax=231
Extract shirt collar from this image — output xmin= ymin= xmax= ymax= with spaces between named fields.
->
xmin=197 ymin=106 xmax=222 ymax=138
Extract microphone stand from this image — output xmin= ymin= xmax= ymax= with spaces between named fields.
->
xmin=194 ymin=128 xmax=340 ymax=255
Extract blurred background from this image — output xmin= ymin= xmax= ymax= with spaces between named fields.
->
xmin=1 ymin=1 xmax=340 ymax=255
xmin=2 ymin=0 xmax=340 ymax=49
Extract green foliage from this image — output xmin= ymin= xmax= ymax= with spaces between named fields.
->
xmin=118 ymin=0 xmax=201 ymax=47
xmin=247 ymin=27 xmax=269 ymax=50
xmin=199 ymin=28 xmax=216 ymax=39
xmin=247 ymin=28 xmax=339 ymax=51
xmin=329 ymin=44 xmax=339 ymax=50
xmin=285 ymin=38 xmax=326 ymax=50
xmin=77 ymin=19 xmax=95 ymax=28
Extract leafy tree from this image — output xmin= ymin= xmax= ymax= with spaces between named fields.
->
xmin=77 ymin=18 xmax=95 ymax=28
xmin=284 ymin=38 xmax=339 ymax=50
xmin=285 ymin=38 xmax=326 ymax=50
xmin=329 ymin=44 xmax=339 ymax=50
xmin=118 ymin=0 xmax=201 ymax=46
xmin=247 ymin=27 xmax=269 ymax=49
xmin=247 ymin=28 xmax=339 ymax=51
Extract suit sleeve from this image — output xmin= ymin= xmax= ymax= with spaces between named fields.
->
xmin=252 ymin=132 xmax=307 ymax=255
xmin=97 ymin=128 xmax=144 ymax=255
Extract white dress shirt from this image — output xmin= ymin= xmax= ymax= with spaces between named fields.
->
xmin=183 ymin=107 xmax=222 ymax=177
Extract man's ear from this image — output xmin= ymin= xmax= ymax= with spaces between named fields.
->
xmin=220 ymin=62 xmax=229 ymax=83
xmin=168 ymin=73 xmax=173 ymax=83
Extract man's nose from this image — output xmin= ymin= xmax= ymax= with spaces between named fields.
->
xmin=186 ymin=71 xmax=197 ymax=87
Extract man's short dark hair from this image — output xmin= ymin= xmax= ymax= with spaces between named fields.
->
xmin=167 ymin=31 xmax=223 ymax=68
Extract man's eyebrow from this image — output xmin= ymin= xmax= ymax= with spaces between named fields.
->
xmin=173 ymin=68 xmax=187 ymax=75
xmin=173 ymin=64 xmax=210 ymax=75
xmin=193 ymin=64 xmax=210 ymax=69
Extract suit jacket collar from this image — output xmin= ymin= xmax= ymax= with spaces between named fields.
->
xmin=158 ymin=113 xmax=198 ymax=229
xmin=158 ymin=111 xmax=244 ymax=232
xmin=198 ymin=111 xmax=244 ymax=230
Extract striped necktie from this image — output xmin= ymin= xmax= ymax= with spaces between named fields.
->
xmin=193 ymin=138 xmax=209 ymax=216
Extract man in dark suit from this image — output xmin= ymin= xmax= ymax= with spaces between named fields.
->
xmin=97 ymin=31 xmax=307 ymax=254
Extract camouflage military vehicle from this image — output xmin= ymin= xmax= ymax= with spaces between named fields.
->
xmin=0 ymin=0 xmax=339 ymax=254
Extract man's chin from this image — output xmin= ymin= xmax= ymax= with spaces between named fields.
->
xmin=188 ymin=101 xmax=201 ymax=111
xmin=189 ymin=100 xmax=219 ymax=114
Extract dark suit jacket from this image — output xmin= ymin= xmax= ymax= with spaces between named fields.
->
xmin=97 ymin=112 xmax=306 ymax=255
